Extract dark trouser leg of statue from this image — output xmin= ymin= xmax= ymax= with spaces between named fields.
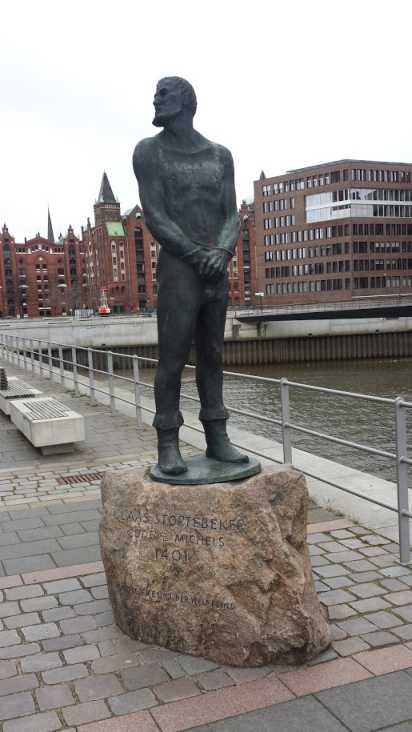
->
xmin=195 ymin=288 xmax=248 ymax=464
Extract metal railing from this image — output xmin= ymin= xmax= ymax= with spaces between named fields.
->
xmin=0 ymin=332 xmax=411 ymax=563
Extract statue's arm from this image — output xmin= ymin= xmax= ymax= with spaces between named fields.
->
xmin=216 ymin=148 xmax=240 ymax=257
xmin=133 ymin=140 xmax=200 ymax=262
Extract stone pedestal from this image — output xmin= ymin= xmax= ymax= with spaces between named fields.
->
xmin=100 ymin=465 xmax=330 ymax=667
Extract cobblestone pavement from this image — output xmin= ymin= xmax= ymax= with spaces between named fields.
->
xmin=2 ymin=359 xmax=412 ymax=729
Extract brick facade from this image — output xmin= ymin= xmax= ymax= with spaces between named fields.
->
xmin=0 ymin=223 xmax=86 ymax=318
xmin=255 ymin=160 xmax=412 ymax=305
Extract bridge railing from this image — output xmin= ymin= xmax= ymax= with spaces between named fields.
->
xmin=1 ymin=332 xmax=411 ymax=564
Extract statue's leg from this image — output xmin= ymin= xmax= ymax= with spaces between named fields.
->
xmin=154 ymin=254 xmax=200 ymax=475
xmin=195 ymin=283 xmax=249 ymax=464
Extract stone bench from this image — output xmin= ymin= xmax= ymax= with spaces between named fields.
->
xmin=9 ymin=397 xmax=85 ymax=455
xmin=0 ymin=378 xmax=43 ymax=416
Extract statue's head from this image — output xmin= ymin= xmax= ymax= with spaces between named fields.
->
xmin=153 ymin=77 xmax=197 ymax=127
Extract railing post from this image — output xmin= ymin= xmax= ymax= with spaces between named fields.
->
xmin=48 ymin=342 xmax=53 ymax=380
xmin=59 ymin=345 xmax=64 ymax=384
xmin=280 ymin=377 xmax=292 ymax=464
xmin=39 ymin=340 xmax=44 ymax=377
xmin=132 ymin=355 xmax=143 ymax=428
xmin=30 ymin=339 xmax=35 ymax=373
xmin=107 ymin=352 xmax=116 ymax=413
xmin=395 ymin=398 xmax=410 ymax=564
xmin=71 ymin=346 xmax=80 ymax=396
xmin=87 ymin=348 xmax=96 ymax=403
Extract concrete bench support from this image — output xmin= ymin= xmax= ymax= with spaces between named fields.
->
xmin=9 ymin=397 xmax=85 ymax=454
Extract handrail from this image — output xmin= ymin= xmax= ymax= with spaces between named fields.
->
xmin=0 ymin=333 xmax=410 ymax=564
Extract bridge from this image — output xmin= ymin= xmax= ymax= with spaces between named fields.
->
xmin=233 ymin=295 xmax=412 ymax=323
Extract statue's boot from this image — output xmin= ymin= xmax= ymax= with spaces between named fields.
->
xmin=156 ymin=428 xmax=187 ymax=475
xmin=202 ymin=420 xmax=249 ymax=463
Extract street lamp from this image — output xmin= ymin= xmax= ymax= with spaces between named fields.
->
xmin=255 ymin=291 xmax=264 ymax=313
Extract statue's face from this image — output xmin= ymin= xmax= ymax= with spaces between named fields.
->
xmin=152 ymin=80 xmax=183 ymax=127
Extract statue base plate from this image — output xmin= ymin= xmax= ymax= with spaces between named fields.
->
xmin=150 ymin=454 xmax=261 ymax=485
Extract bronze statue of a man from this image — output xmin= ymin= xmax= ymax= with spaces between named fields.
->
xmin=133 ymin=77 xmax=248 ymax=476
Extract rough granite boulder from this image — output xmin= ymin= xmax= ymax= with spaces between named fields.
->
xmin=100 ymin=464 xmax=330 ymax=667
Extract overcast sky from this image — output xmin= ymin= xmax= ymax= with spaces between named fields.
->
xmin=1 ymin=0 xmax=411 ymax=240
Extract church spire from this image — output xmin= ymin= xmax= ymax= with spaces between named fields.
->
xmin=47 ymin=208 xmax=55 ymax=243
xmin=97 ymin=172 xmax=116 ymax=204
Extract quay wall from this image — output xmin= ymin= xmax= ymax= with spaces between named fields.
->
xmin=1 ymin=314 xmax=412 ymax=366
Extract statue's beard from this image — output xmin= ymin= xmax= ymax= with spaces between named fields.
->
xmin=152 ymin=108 xmax=181 ymax=127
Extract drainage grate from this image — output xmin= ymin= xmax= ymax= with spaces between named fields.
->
xmin=25 ymin=399 xmax=71 ymax=420
xmin=0 ymin=384 xmax=38 ymax=399
xmin=57 ymin=471 xmax=105 ymax=486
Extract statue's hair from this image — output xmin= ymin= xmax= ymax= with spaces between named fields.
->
xmin=159 ymin=77 xmax=197 ymax=116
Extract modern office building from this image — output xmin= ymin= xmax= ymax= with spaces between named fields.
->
xmin=254 ymin=160 xmax=412 ymax=304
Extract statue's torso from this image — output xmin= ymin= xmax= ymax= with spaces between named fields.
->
xmin=157 ymin=142 xmax=226 ymax=247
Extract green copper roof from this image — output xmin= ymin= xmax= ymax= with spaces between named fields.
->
xmin=106 ymin=222 xmax=125 ymax=236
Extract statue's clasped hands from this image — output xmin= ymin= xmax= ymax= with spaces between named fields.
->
xmin=197 ymin=248 xmax=230 ymax=282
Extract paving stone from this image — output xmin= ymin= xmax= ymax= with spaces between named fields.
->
xmin=0 ymin=603 xmax=19 ymax=619
xmin=42 ymin=662 xmax=89 ymax=684
xmin=349 ymin=572 xmax=382 ymax=583
xmin=309 ymin=545 xmax=325 ymax=556
xmin=349 ymin=597 xmax=391 ymax=613
xmin=57 ymin=532 xmax=99 ymax=549
xmin=331 ymin=530 xmax=353 ymax=539
xmin=313 ymin=565 xmax=350 ymax=578
xmin=93 ymin=610 xmax=114 ymax=627
xmin=22 ymin=623 xmax=60 ymax=642
xmin=307 ymin=533 xmax=330 ymax=543
xmin=91 ymin=651 xmax=141 ymax=674
xmin=328 ymin=604 xmax=357 ymax=620
xmin=310 ymin=556 xmax=330 ymax=567
xmin=21 ymin=651 xmax=62 ymax=673
xmin=0 ymin=691 xmax=35 ymax=721
xmin=62 ymin=700 xmax=110 ymax=726
xmin=60 ymin=615 xmax=97 ymax=634
xmin=320 ymin=589 xmax=357 ymax=606
xmin=360 ymin=547 xmax=389 ymax=557
xmin=75 ymin=673 xmax=123 ymax=702
xmin=0 ymin=642 xmax=41 ymax=660
xmin=341 ymin=539 xmax=364 ymax=549
xmin=20 ymin=597 xmax=57 ymax=613
xmin=317 ymin=671 xmax=412 ymax=732
xmin=324 ymin=577 xmax=353 ymax=589
xmin=0 ymin=630 xmax=20 ymax=648
xmin=381 ymin=578 xmax=410 ymax=592
xmin=121 ymin=663 xmax=170 ymax=691
xmin=63 ymin=644 xmax=100 ymax=664
xmin=363 ymin=534 xmax=390 ymax=545
xmin=380 ymin=567 xmax=412 ymax=578
xmin=0 ymin=539 xmax=61 ymax=561
xmin=375 ymin=559 xmax=406 ymax=571
xmin=308 ymin=648 xmax=338 ymax=665
xmin=42 ymin=607 xmax=76 ymax=623
xmin=59 ymin=589 xmax=93 ymax=605
xmin=328 ymin=551 xmax=364 ymax=563
xmin=91 ymin=586 xmax=109 ymax=600
xmin=187 ymin=695 xmax=348 ymax=732
xmin=0 ymin=661 xmax=17 ymax=680
xmin=17 ymin=527 xmax=63 ymax=542
xmin=82 ymin=626 xmax=121 ymax=644
xmin=332 ymin=637 xmax=370 ymax=656
xmin=42 ymin=578 xmax=81 ymax=594
xmin=392 ymin=625 xmax=412 ymax=640
xmin=37 ymin=684 xmax=74 ymax=713
xmin=360 ymin=630 xmax=398 ymax=648
xmin=42 ymin=633 xmax=84 ymax=652
xmin=365 ymin=611 xmax=403 ymax=629
xmin=337 ymin=617 xmax=377 ymax=636
xmin=60 ymin=522 xmax=84 ymax=535
xmin=343 ymin=560 xmax=377 ymax=573
xmin=2 ymin=711 xmax=62 ymax=732
xmin=5 ymin=586 xmax=43 ymax=601
xmin=160 ymin=658 xmax=186 ymax=680
xmin=330 ymin=624 xmax=347 ymax=641
xmin=74 ymin=599 xmax=111 ymax=616
xmin=0 ymin=533 xmax=20 ymax=547
xmin=393 ymin=606 xmax=412 ymax=623
xmin=108 ymin=688 xmax=157 ymax=715
xmin=349 ymin=582 xmax=387 ymax=599
xmin=0 ymin=673 xmax=38 ymax=697
xmin=80 ymin=573 xmax=107 ymax=588
xmin=318 ymin=541 xmax=345 ymax=553
xmin=154 ymin=677 xmax=201 ymax=703
xmin=178 ymin=656 xmax=219 ymax=675
xmin=387 ymin=591 xmax=412 ymax=606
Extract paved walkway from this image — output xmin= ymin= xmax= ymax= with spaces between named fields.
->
xmin=1 ymin=358 xmax=412 ymax=730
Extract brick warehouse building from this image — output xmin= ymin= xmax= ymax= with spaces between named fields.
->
xmin=83 ymin=172 xmax=258 ymax=314
xmin=254 ymin=160 xmax=412 ymax=305
xmin=0 ymin=215 xmax=86 ymax=318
